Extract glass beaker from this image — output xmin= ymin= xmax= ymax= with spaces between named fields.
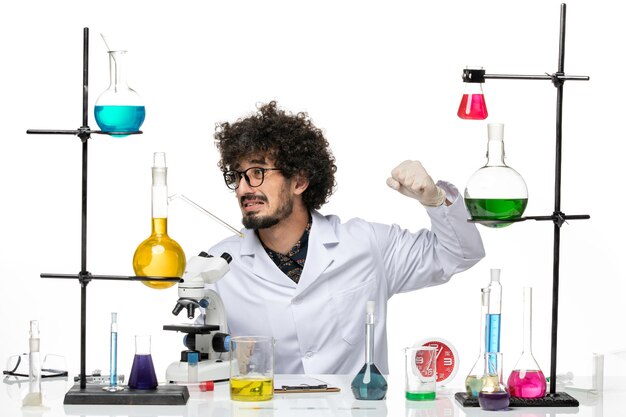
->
xmin=478 ymin=352 xmax=510 ymax=411
xmin=464 ymin=123 xmax=528 ymax=228
xmin=507 ymin=287 xmax=547 ymax=398
xmin=128 ymin=335 xmax=158 ymax=390
xmin=229 ymin=336 xmax=274 ymax=401
xmin=405 ymin=346 xmax=437 ymax=401
xmin=465 ymin=287 xmax=490 ymax=398
xmin=457 ymin=67 xmax=488 ymax=120
xmin=94 ymin=50 xmax=145 ymax=137
xmin=133 ymin=152 xmax=186 ymax=289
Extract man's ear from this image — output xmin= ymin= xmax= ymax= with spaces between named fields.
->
xmin=293 ymin=171 xmax=310 ymax=196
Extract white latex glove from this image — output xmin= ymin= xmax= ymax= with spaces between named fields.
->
xmin=386 ymin=160 xmax=447 ymax=207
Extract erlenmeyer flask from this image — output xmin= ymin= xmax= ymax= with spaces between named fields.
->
xmin=457 ymin=67 xmax=488 ymax=120
xmin=507 ymin=287 xmax=547 ymax=398
xmin=464 ymin=123 xmax=528 ymax=228
xmin=132 ymin=152 xmax=186 ymax=289
xmin=94 ymin=50 xmax=145 ymax=137
xmin=465 ymin=287 xmax=490 ymax=398
xmin=128 ymin=335 xmax=158 ymax=390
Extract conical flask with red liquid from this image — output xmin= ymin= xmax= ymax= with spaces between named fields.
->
xmin=507 ymin=287 xmax=547 ymax=398
xmin=457 ymin=68 xmax=488 ymax=120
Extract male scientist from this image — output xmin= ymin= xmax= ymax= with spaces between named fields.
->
xmin=206 ymin=101 xmax=485 ymax=374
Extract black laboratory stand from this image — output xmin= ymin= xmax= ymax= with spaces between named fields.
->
xmin=455 ymin=3 xmax=587 ymax=408
xmin=27 ymin=28 xmax=187 ymax=405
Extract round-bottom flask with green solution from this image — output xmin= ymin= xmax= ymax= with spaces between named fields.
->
xmin=464 ymin=123 xmax=528 ymax=228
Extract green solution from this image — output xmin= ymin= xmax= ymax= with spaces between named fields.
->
xmin=406 ymin=391 xmax=436 ymax=401
xmin=465 ymin=198 xmax=528 ymax=228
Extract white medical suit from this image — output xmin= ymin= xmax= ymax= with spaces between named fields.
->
xmin=207 ymin=182 xmax=485 ymax=374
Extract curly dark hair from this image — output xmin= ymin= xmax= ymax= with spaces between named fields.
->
xmin=214 ymin=101 xmax=337 ymax=210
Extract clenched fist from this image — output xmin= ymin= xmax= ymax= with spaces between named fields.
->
xmin=386 ymin=160 xmax=447 ymax=207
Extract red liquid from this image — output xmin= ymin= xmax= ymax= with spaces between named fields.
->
xmin=457 ymin=94 xmax=488 ymax=120
xmin=507 ymin=369 xmax=546 ymax=398
xmin=128 ymin=354 xmax=158 ymax=390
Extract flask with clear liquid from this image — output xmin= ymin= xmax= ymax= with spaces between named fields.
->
xmin=507 ymin=287 xmax=547 ymax=398
xmin=94 ymin=49 xmax=145 ymax=137
xmin=464 ymin=123 xmax=528 ymax=228
xmin=465 ymin=287 xmax=490 ymax=398
xmin=351 ymin=301 xmax=388 ymax=400
xmin=132 ymin=152 xmax=186 ymax=289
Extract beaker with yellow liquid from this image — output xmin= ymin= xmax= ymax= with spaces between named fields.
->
xmin=132 ymin=152 xmax=186 ymax=289
xmin=230 ymin=336 xmax=275 ymax=401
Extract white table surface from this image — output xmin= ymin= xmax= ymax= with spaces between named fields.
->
xmin=1 ymin=374 xmax=620 ymax=417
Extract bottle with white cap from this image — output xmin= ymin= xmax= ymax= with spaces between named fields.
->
xmin=350 ymin=301 xmax=388 ymax=400
xmin=464 ymin=123 xmax=528 ymax=228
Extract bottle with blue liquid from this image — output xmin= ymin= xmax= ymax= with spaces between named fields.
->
xmin=351 ymin=301 xmax=387 ymax=400
xmin=94 ymin=49 xmax=145 ymax=137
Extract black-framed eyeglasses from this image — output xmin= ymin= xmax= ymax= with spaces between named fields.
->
xmin=223 ymin=167 xmax=281 ymax=190
xmin=3 ymin=354 xmax=68 ymax=379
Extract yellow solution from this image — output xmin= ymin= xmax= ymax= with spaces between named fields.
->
xmin=133 ymin=218 xmax=186 ymax=289
xmin=230 ymin=377 xmax=273 ymax=401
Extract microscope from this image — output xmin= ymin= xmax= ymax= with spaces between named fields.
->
xmin=164 ymin=251 xmax=233 ymax=382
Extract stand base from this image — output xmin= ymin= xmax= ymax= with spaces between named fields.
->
xmin=63 ymin=384 xmax=189 ymax=405
xmin=455 ymin=392 xmax=579 ymax=408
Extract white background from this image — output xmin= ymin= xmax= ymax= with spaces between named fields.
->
xmin=1 ymin=0 xmax=624 ymax=395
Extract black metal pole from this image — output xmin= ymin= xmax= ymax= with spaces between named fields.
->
xmin=549 ymin=3 xmax=567 ymax=396
xmin=79 ymin=26 xmax=90 ymax=391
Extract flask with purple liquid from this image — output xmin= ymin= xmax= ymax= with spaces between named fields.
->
xmin=128 ymin=335 xmax=158 ymax=390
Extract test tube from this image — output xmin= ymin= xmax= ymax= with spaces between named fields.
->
xmin=188 ymin=352 xmax=199 ymax=383
xmin=103 ymin=312 xmax=124 ymax=392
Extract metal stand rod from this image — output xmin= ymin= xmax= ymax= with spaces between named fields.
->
xmin=78 ymin=27 xmax=90 ymax=391
xmin=549 ymin=2 xmax=567 ymax=396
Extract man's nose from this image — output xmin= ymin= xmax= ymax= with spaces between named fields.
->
xmin=237 ymin=174 xmax=254 ymax=193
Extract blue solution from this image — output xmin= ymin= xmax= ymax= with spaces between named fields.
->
xmin=486 ymin=313 xmax=501 ymax=353
xmin=351 ymin=363 xmax=388 ymax=400
xmin=94 ymin=105 xmax=145 ymax=137
xmin=128 ymin=354 xmax=158 ymax=390
xmin=110 ymin=332 xmax=118 ymax=387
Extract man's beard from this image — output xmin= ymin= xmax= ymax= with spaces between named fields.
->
xmin=241 ymin=186 xmax=294 ymax=230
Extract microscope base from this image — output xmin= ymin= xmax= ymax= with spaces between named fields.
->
xmin=166 ymin=359 xmax=231 ymax=382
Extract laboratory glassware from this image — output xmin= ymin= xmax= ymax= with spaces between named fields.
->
xmin=405 ymin=346 xmax=437 ymax=401
xmin=486 ymin=269 xmax=502 ymax=353
xmin=478 ymin=352 xmax=510 ymax=411
xmin=229 ymin=336 xmax=275 ymax=401
xmin=457 ymin=67 xmax=488 ymax=120
xmin=507 ymin=287 xmax=547 ymax=398
xmin=94 ymin=49 xmax=145 ymax=137
xmin=128 ymin=335 xmax=158 ymax=390
xmin=133 ymin=152 xmax=186 ymax=289
xmin=464 ymin=123 xmax=528 ymax=228
xmin=351 ymin=301 xmax=388 ymax=400
xmin=465 ymin=287 xmax=490 ymax=398
xmin=103 ymin=312 xmax=124 ymax=392
xmin=22 ymin=320 xmax=43 ymax=407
